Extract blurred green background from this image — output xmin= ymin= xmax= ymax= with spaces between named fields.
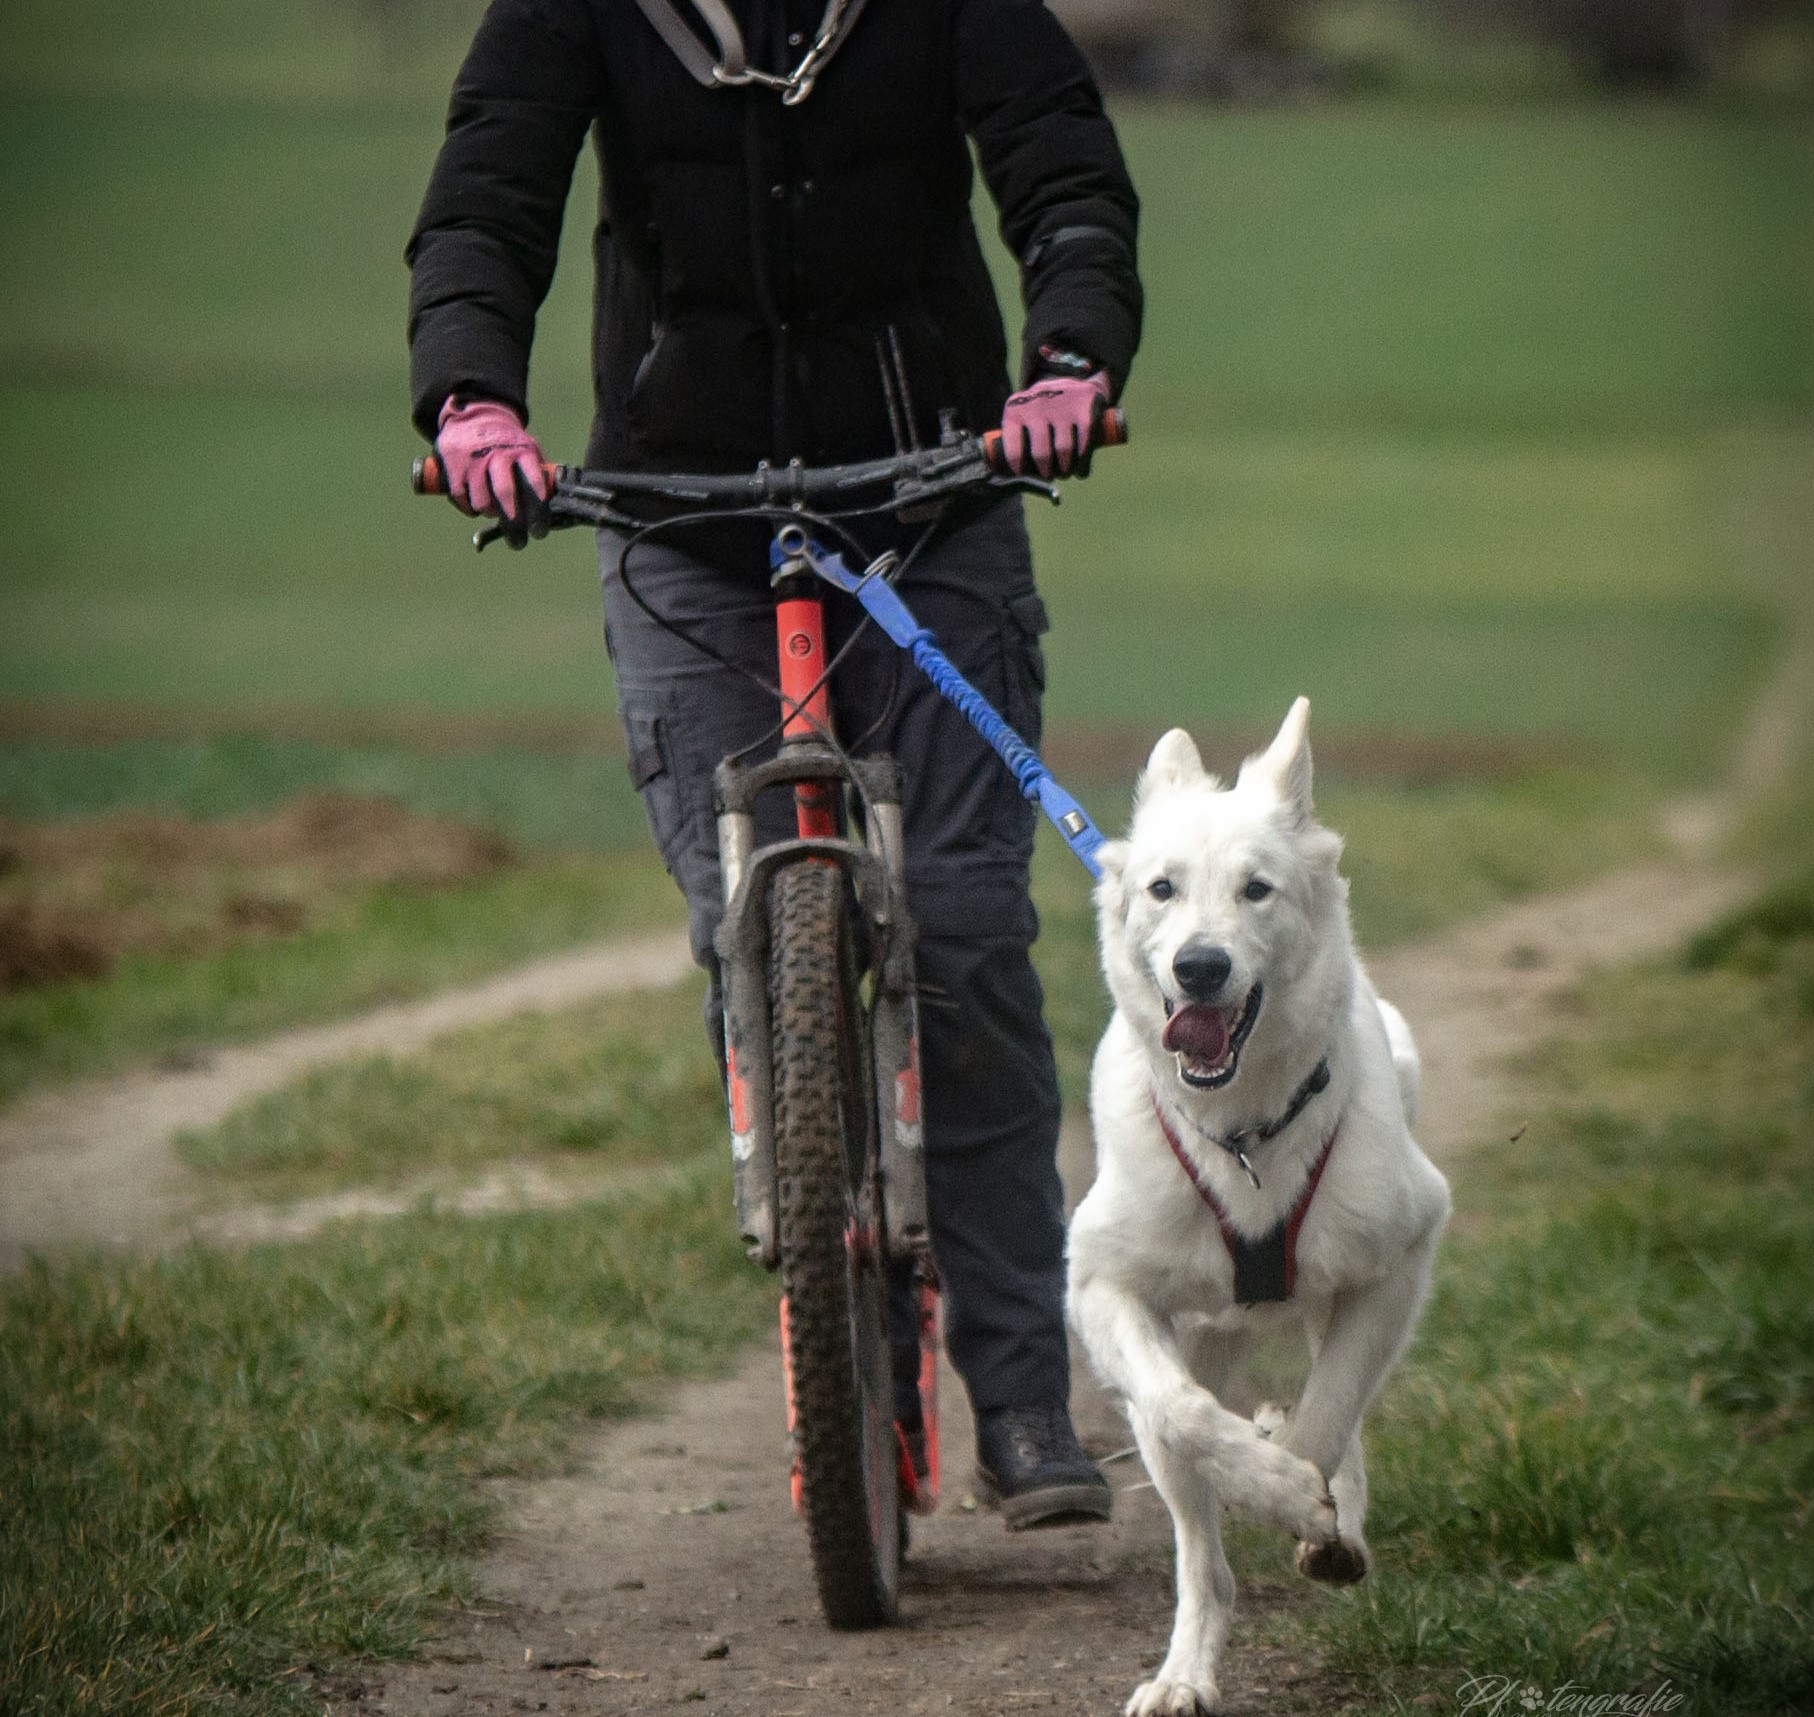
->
xmin=2 ymin=0 xmax=1807 ymax=777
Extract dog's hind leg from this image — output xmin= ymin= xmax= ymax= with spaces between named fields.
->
xmin=1295 ymin=1432 xmax=1370 ymax=1585
xmin=1125 ymin=1402 xmax=1235 ymax=1717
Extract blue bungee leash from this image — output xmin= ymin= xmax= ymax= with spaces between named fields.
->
xmin=776 ymin=534 xmax=1108 ymax=879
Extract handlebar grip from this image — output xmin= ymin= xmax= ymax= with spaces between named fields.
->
xmin=982 ymin=405 xmax=1127 ymax=476
xmin=410 ymin=454 xmax=561 ymax=497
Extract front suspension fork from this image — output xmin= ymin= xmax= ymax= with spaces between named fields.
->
xmin=712 ymin=750 xmax=927 ymax=1266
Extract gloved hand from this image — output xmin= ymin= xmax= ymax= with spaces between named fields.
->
xmin=999 ymin=367 xmax=1113 ymax=478
xmin=434 ymin=397 xmax=551 ymax=526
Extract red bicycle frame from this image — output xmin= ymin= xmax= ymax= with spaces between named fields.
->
xmin=764 ymin=575 xmax=941 ymax=1518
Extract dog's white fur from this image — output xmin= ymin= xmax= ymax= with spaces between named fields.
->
xmin=1067 ymin=699 xmax=1449 ymax=1717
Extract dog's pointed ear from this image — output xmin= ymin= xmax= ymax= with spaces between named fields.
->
xmin=1241 ymin=696 xmax=1314 ymax=823
xmin=1135 ymin=728 xmax=1206 ymax=810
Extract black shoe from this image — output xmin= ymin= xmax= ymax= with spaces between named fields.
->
xmin=974 ymin=1404 xmax=1113 ymax=1531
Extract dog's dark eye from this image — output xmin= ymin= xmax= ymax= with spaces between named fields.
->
xmin=1242 ymin=877 xmax=1273 ymax=902
xmin=1146 ymin=877 xmax=1175 ymax=902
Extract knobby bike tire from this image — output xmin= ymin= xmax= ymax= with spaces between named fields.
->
xmin=769 ymin=860 xmax=900 ymax=1629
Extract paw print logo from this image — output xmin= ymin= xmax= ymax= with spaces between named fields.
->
xmin=1520 ymin=1687 xmax=1543 ymax=1712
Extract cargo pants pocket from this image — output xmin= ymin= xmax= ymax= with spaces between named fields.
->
xmin=1003 ymin=589 xmax=1050 ymax=747
xmin=623 ymin=706 xmax=688 ymax=873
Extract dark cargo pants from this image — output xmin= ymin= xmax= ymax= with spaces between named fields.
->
xmin=598 ymin=500 xmax=1070 ymax=1416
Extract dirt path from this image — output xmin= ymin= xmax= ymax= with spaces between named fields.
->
xmin=0 ymin=931 xmax=693 ymax=1271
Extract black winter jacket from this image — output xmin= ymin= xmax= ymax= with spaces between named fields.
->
xmin=407 ymin=0 xmax=1141 ymax=471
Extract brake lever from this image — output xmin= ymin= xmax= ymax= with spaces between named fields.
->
xmin=993 ymin=474 xmax=1061 ymax=503
xmin=890 ymin=464 xmax=1058 ymax=515
xmin=471 ymin=504 xmax=604 ymax=552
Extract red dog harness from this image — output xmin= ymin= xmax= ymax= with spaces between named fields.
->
xmin=1154 ymin=1102 xmax=1339 ymax=1304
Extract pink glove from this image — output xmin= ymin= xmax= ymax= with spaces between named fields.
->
xmin=999 ymin=368 xmax=1113 ymax=478
xmin=434 ymin=397 xmax=550 ymax=519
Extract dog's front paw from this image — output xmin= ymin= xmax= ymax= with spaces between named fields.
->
xmin=1126 ymin=1675 xmax=1222 ymax=1717
xmin=1296 ymin=1532 xmax=1370 ymax=1585
xmin=1218 ymin=1431 xmax=1337 ymax=1545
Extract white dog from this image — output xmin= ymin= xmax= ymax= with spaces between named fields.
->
xmin=1068 ymin=699 xmax=1450 ymax=1717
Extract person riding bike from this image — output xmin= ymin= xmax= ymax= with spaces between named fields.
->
xmin=407 ymin=0 xmax=1142 ymax=1529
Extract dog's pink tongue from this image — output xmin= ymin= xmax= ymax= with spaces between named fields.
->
xmin=1162 ymin=1004 xmax=1230 ymax=1064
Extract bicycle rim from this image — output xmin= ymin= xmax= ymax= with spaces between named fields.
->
xmin=769 ymin=860 xmax=899 ymax=1628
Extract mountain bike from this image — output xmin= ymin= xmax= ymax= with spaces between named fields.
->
xmin=413 ymin=407 xmax=1122 ymax=1627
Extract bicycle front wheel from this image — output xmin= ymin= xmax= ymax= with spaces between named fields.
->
xmin=769 ymin=859 xmax=899 ymax=1629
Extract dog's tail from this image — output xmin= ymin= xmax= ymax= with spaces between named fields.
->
xmin=1375 ymin=999 xmax=1422 ymax=1128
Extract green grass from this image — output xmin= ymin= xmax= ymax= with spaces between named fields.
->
xmin=1114 ymin=104 xmax=1812 ymax=433
xmin=21 ymin=796 xmax=1806 ymax=1717
xmin=0 ymin=851 xmax=679 ymax=1105
xmin=0 ymin=1163 xmax=773 ymax=1717
xmin=0 ymin=725 xmax=1660 ymax=1112
xmin=2 ymin=61 xmax=1802 ymax=1107
xmin=1031 ymin=426 xmax=1793 ymax=777
xmin=1266 ymin=876 xmax=1814 ymax=1712
xmin=0 ymin=734 xmax=649 ymax=850
xmin=0 ymin=0 xmax=480 ymax=106
xmin=7 ymin=377 xmax=1789 ymax=779
xmin=121 ymin=759 xmax=1661 ymax=1198
xmin=178 ymin=977 xmax=715 ymax=1202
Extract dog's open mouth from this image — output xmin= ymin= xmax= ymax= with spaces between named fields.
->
xmin=1161 ymin=984 xmax=1264 ymax=1089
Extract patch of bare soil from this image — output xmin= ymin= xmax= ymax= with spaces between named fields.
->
xmin=0 ymin=791 xmax=513 ymax=989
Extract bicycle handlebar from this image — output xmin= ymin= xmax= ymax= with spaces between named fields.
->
xmin=410 ymin=407 xmax=1127 ymax=515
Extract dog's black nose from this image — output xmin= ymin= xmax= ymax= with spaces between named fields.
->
xmin=1172 ymin=943 xmax=1233 ymax=1002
